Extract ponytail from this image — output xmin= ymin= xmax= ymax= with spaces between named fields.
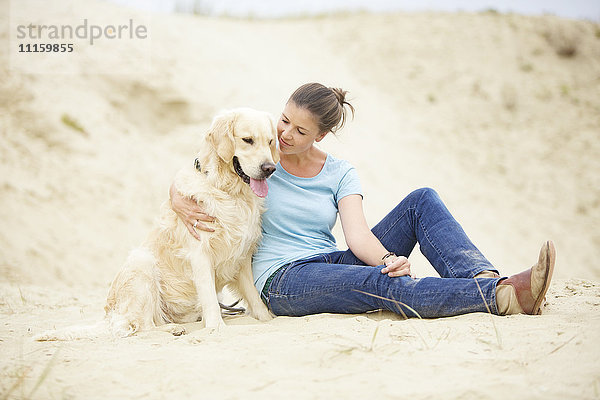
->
xmin=288 ymin=82 xmax=355 ymax=134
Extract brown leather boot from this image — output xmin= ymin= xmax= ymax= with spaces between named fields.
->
xmin=496 ymin=241 xmax=556 ymax=315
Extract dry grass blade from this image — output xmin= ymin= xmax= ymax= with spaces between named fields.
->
xmin=352 ymin=289 xmax=422 ymax=319
xmin=352 ymin=289 xmax=429 ymax=349
xmin=474 ymin=278 xmax=503 ymax=349
xmin=18 ymin=287 xmax=26 ymax=305
xmin=27 ymin=346 xmax=62 ymax=399
xmin=1 ymin=345 xmax=61 ymax=400
xmin=61 ymin=114 xmax=87 ymax=135
xmin=369 ymin=323 xmax=380 ymax=351
xmin=1 ymin=366 xmax=30 ymax=400
xmin=548 ymin=335 xmax=576 ymax=355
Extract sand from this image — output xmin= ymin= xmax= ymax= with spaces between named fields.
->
xmin=1 ymin=0 xmax=599 ymax=398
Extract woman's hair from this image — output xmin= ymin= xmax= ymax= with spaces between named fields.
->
xmin=288 ymin=82 xmax=355 ymax=134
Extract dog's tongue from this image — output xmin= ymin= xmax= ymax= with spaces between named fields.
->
xmin=250 ymin=178 xmax=269 ymax=198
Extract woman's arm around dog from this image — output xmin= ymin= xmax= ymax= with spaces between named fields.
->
xmin=169 ymin=183 xmax=215 ymax=239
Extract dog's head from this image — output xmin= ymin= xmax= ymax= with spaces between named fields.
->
xmin=207 ymin=108 xmax=279 ymax=198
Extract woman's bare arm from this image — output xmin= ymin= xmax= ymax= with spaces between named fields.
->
xmin=338 ymin=195 xmax=413 ymax=278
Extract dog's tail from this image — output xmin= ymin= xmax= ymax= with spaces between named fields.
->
xmin=33 ymin=312 xmax=146 ymax=341
xmin=33 ymin=320 xmax=109 ymax=341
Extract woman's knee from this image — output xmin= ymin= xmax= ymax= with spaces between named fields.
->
xmin=397 ymin=188 xmax=443 ymax=215
xmin=407 ymin=187 xmax=439 ymax=204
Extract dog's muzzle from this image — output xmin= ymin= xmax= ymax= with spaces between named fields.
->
xmin=233 ymin=157 xmax=276 ymax=198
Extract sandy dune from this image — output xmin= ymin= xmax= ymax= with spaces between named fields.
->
xmin=1 ymin=0 xmax=599 ymax=398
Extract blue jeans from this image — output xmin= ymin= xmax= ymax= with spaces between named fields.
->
xmin=262 ymin=188 xmax=502 ymax=318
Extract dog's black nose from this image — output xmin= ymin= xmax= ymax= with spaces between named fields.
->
xmin=261 ymin=162 xmax=276 ymax=178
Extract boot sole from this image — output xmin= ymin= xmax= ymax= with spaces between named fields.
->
xmin=533 ymin=240 xmax=556 ymax=315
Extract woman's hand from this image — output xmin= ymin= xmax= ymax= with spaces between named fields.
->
xmin=381 ymin=255 xmax=414 ymax=278
xmin=169 ymin=183 xmax=215 ymax=240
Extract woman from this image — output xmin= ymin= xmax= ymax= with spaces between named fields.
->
xmin=170 ymin=82 xmax=555 ymax=318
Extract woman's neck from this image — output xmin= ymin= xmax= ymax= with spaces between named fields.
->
xmin=280 ymin=146 xmax=327 ymax=178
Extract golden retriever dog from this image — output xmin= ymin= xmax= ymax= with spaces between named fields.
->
xmin=35 ymin=108 xmax=277 ymax=340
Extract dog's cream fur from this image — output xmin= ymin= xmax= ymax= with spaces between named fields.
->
xmin=36 ymin=108 xmax=278 ymax=340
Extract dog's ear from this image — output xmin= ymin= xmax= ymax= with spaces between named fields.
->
xmin=269 ymin=114 xmax=280 ymax=164
xmin=207 ymin=110 xmax=236 ymax=162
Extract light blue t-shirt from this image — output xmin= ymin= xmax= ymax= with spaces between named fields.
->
xmin=252 ymin=154 xmax=363 ymax=292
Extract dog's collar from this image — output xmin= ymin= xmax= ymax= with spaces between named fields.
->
xmin=233 ymin=156 xmax=251 ymax=184
xmin=196 ymin=156 xmax=250 ymax=184
xmin=194 ymin=158 xmax=202 ymax=172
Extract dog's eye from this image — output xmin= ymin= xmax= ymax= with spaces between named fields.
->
xmin=269 ymin=139 xmax=273 ymax=146
xmin=242 ymin=138 xmax=254 ymax=145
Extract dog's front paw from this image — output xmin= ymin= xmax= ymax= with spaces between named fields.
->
xmin=250 ymin=307 xmax=273 ymax=322
xmin=157 ymin=323 xmax=187 ymax=336
xmin=169 ymin=326 xmax=187 ymax=336
xmin=204 ymin=316 xmax=226 ymax=330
